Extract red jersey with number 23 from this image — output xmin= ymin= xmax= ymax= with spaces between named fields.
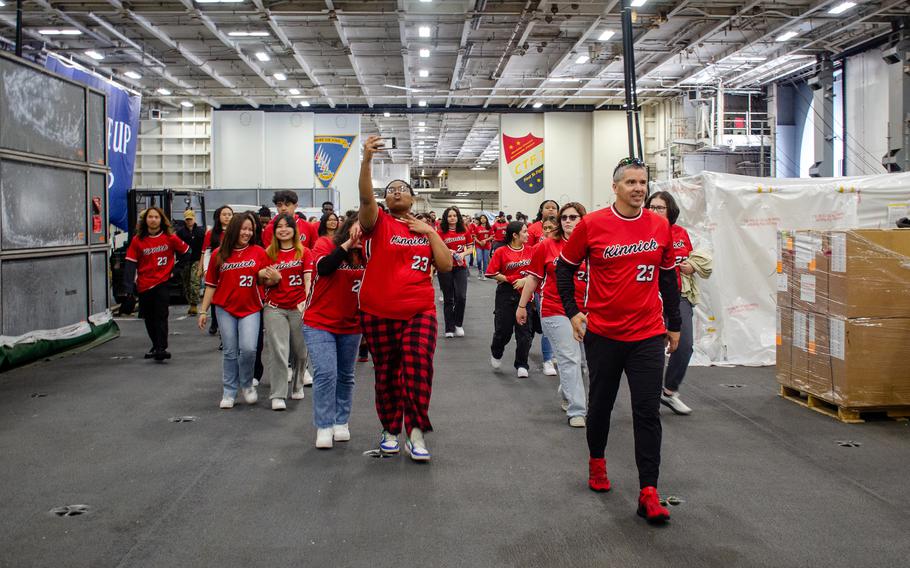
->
xmin=560 ymin=206 xmax=675 ymax=342
xmin=671 ymin=224 xmax=693 ymax=289
xmin=526 ymin=237 xmax=586 ymax=318
xmin=205 ymin=245 xmax=270 ymax=318
xmin=125 ymin=233 xmax=190 ymax=293
xmin=304 ymin=238 xmax=365 ymax=334
xmin=486 ymin=245 xmax=533 ymax=283
xmin=264 ymin=247 xmax=314 ymax=310
xmin=360 ymin=209 xmax=435 ymax=320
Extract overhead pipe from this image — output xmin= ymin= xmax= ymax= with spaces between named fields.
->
xmin=15 ymin=0 xmax=23 ymax=57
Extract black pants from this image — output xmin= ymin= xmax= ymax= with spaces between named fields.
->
xmin=138 ymin=284 xmax=170 ymax=352
xmin=584 ymin=332 xmax=665 ymax=488
xmin=490 ymin=283 xmax=533 ymax=370
xmin=438 ymin=266 xmax=468 ymax=333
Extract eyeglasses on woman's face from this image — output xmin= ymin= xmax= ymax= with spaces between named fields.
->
xmin=648 ymin=205 xmax=667 ymax=212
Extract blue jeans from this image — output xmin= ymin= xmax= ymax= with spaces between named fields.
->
xmin=664 ymin=298 xmax=694 ymax=392
xmin=302 ymin=324 xmax=361 ymax=429
xmin=216 ymin=307 xmax=261 ymax=398
xmin=476 ymin=248 xmax=491 ymax=276
xmin=534 ymin=294 xmax=554 ymax=361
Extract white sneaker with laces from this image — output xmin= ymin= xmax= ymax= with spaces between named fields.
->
xmin=291 ymin=387 xmax=305 ymax=400
xmin=241 ymin=386 xmax=258 ymax=405
xmin=490 ymin=356 xmax=502 ymax=370
xmin=661 ymin=391 xmax=692 ymax=415
xmin=303 ymin=369 xmax=314 ymax=386
xmin=568 ymin=415 xmax=586 ymax=428
xmin=455 ymin=326 xmax=465 ymax=337
xmin=271 ymin=398 xmax=286 ymax=411
xmin=316 ymin=428 xmax=334 ymax=449
xmin=219 ymin=396 xmax=235 ymax=409
xmin=445 ymin=332 xmax=455 ymax=338
xmin=379 ymin=430 xmax=399 ymax=454
xmin=517 ymin=367 xmax=529 ymax=378
xmin=542 ymin=360 xmax=557 ymax=376
xmin=333 ymin=423 xmax=351 ymax=442
xmin=406 ymin=428 xmax=431 ymax=462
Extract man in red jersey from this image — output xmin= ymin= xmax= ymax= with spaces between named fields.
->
xmin=491 ymin=211 xmax=509 ymax=253
xmin=262 ymin=190 xmax=318 ymax=249
xmin=556 ymin=158 xmax=682 ymax=525
xmin=358 ymin=135 xmax=453 ymax=462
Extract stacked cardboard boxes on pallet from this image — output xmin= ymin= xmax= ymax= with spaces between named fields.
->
xmin=776 ymin=228 xmax=910 ymax=410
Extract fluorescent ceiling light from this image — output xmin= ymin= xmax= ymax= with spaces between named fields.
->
xmin=273 ymin=72 xmax=287 ymax=81
xmin=418 ymin=26 xmax=431 ymax=38
xmin=383 ymin=111 xmax=391 ymax=117
xmin=729 ymin=56 xmax=767 ymax=62
xmin=598 ymin=30 xmax=615 ymax=41
xmin=300 ymin=101 xmax=311 ymax=107
xmin=549 ymin=77 xmax=581 ymax=83
xmin=85 ymin=50 xmax=104 ymax=61
xmin=418 ymin=121 xmax=426 ymax=126
xmin=471 ymin=166 xmax=486 ymax=171
xmin=419 ymin=48 xmax=430 ymax=58
xmin=124 ymin=71 xmax=142 ymax=79
xmin=533 ymin=102 xmax=543 ymax=108
xmin=575 ymin=54 xmax=590 ymax=64
xmin=289 ymin=88 xmax=300 ymax=95
xmin=630 ymin=0 xmax=648 ymax=6
xmin=418 ymin=100 xmax=427 ymax=107
xmin=229 ymin=31 xmax=269 ymax=37
xmin=196 ymin=0 xmax=245 ymax=3
xmin=418 ymin=69 xmax=429 ymax=78
xmin=180 ymin=101 xmax=194 ymax=108
xmin=419 ymin=0 xmax=432 ymax=3
xmin=418 ymin=127 xmax=426 ymax=132
xmin=39 ymin=29 xmax=82 ymax=36
xmin=255 ymin=52 xmax=270 ymax=62
xmin=828 ymin=2 xmax=856 ymax=15
xmin=156 ymin=88 xmax=172 ymax=96
xmin=776 ymin=31 xmax=798 ymax=42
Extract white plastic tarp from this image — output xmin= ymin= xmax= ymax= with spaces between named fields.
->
xmin=652 ymin=171 xmax=910 ymax=366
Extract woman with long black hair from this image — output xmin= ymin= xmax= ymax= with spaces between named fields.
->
xmin=438 ymin=206 xmax=473 ymax=338
xmin=123 ymin=207 xmax=190 ymax=361
xmin=303 ymin=215 xmax=366 ymax=448
xmin=316 ymin=212 xmax=340 ymax=247
xmin=527 ymin=200 xmax=559 ymax=246
xmin=473 ymin=214 xmax=493 ymax=281
xmin=485 ymin=221 xmax=535 ymax=377
xmin=202 ymin=206 xmax=234 ymax=335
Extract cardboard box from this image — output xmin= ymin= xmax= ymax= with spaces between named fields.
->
xmin=790 ymin=310 xmax=809 ymax=392
xmin=775 ymin=306 xmax=793 ymax=387
xmin=830 ymin=316 xmax=910 ymax=408
xmin=776 ymin=231 xmax=794 ymax=310
xmin=792 ymin=231 xmax=829 ymax=315
xmin=827 ymin=229 xmax=910 ymax=318
xmin=806 ymin=312 xmax=834 ymax=402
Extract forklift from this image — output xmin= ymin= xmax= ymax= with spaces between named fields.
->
xmin=111 ymin=189 xmax=207 ymax=313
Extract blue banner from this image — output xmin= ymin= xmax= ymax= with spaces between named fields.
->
xmin=45 ymin=55 xmax=141 ymax=231
xmin=314 ymin=135 xmax=356 ymax=189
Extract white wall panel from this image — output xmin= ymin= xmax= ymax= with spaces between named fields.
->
xmin=265 ymin=112 xmax=314 ymax=188
xmin=447 ymin=168 xmax=498 ymax=193
xmin=544 ymin=112 xmax=592 ymax=208
xmin=844 ymin=49 xmax=889 ymax=175
xmin=212 ymin=110 xmax=264 ymax=189
xmin=591 ymin=111 xmax=629 ymax=211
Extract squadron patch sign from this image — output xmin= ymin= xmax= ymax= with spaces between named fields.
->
xmin=314 ymin=135 xmax=356 ymax=188
xmin=503 ymin=133 xmax=544 ymax=194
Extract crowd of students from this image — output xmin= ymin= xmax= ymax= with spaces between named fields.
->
xmin=122 ymin=145 xmax=712 ymax=525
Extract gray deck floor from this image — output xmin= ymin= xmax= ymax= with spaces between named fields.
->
xmin=1 ymin=276 xmax=909 ymax=568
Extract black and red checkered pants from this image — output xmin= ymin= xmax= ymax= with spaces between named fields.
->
xmin=361 ymin=310 xmax=437 ymax=436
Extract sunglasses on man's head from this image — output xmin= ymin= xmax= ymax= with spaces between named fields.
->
xmin=612 ymin=157 xmax=647 ymax=177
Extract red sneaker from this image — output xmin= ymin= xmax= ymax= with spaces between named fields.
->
xmin=588 ymin=457 xmax=611 ymax=492
xmin=637 ymin=486 xmax=670 ymax=524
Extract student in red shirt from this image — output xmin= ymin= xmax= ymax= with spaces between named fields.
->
xmin=123 ymin=207 xmax=191 ymax=361
xmin=556 ymin=158 xmax=681 ymax=524
xmin=316 ymin=212 xmax=340 ymax=249
xmin=646 ymin=191 xmax=704 ymax=416
xmin=526 ymin=199 xmax=559 ymax=247
xmin=262 ymin=214 xmax=313 ymax=411
xmin=491 ymin=211 xmax=509 ymax=253
xmin=201 ymin=206 xmax=234 ymax=335
xmin=485 ymin=221 xmax=536 ymax=377
xmin=198 ymin=214 xmax=279 ymax=410
xmin=358 ymin=135 xmax=453 ymax=461
xmin=472 ymin=214 xmax=493 ymax=280
xmin=303 ymin=215 xmax=366 ymax=449
xmin=262 ymin=190 xmax=318 ymax=249
xmin=438 ymin=206 xmax=473 ymax=338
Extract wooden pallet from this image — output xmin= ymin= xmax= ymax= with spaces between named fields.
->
xmin=778 ymin=385 xmax=910 ymax=424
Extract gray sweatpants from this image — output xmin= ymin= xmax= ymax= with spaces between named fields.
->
xmin=263 ymin=305 xmax=308 ymax=399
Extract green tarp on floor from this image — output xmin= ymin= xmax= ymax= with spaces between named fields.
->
xmin=0 ymin=318 xmax=120 ymax=373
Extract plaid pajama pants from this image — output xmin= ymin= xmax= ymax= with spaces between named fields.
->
xmin=360 ymin=310 xmax=437 ymax=436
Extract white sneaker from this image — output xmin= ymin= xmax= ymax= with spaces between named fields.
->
xmin=490 ymin=356 xmax=502 ymax=370
xmin=438 ymin=295 xmax=444 ymax=303
xmin=271 ymin=398 xmax=286 ymax=411
xmin=445 ymin=332 xmax=455 ymax=338
xmin=303 ymin=369 xmax=314 ymax=386
xmin=661 ymin=391 xmax=692 ymax=415
xmin=219 ymin=396 xmax=235 ymax=409
xmin=291 ymin=387 xmax=305 ymax=400
xmin=252 ymin=378 xmax=260 ymax=387
xmin=455 ymin=326 xmax=465 ymax=337
xmin=241 ymin=386 xmax=258 ymax=405
xmin=333 ymin=423 xmax=351 ymax=442
xmin=542 ymin=360 xmax=557 ymax=376
xmin=517 ymin=367 xmax=529 ymax=379
xmin=406 ymin=428 xmax=431 ymax=462
xmin=316 ymin=428 xmax=334 ymax=449
xmin=568 ymin=415 xmax=586 ymax=428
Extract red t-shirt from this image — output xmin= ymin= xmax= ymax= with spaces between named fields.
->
xmin=262 ymin=216 xmax=318 ymax=249
xmin=527 ymin=221 xmax=544 ymax=247
xmin=560 ymin=206 xmax=676 ymax=342
xmin=671 ymin=224 xmax=693 ymax=289
xmin=486 ymin=244 xmax=533 ymax=283
xmin=202 ymin=229 xmax=212 ymax=252
xmin=439 ymin=229 xmax=472 ymax=268
xmin=360 ymin=209 xmax=436 ymax=320
xmin=473 ymin=225 xmax=492 ymax=250
xmin=205 ymin=245 xmax=270 ymax=318
xmin=264 ymin=247 xmax=314 ymax=310
xmin=125 ymin=232 xmax=190 ymax=293
xmin=492 ymin=221 xmax=509 ymax=242
xmin=526 ymin=237 xmax=587 ymax=318
xmin=304 ymin=238 xmax=365 ymax=334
